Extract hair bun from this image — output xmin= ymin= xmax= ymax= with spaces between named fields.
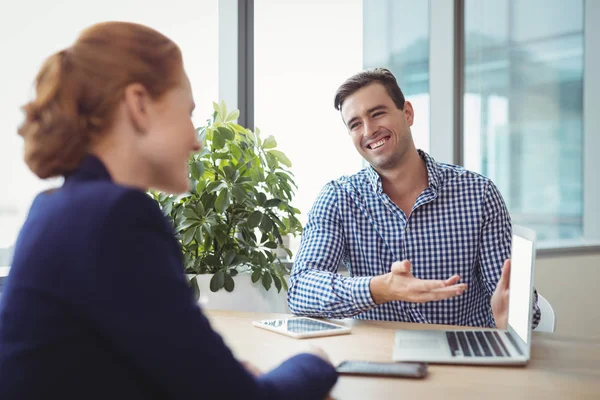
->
xmin=18 ymin=51 xmax=86 ymax=178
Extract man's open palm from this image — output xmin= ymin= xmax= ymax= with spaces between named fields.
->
xmin=386 ymin=260 xmax=468 ymax=303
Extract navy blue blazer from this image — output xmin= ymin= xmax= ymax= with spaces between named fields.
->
xmin=0 ymin=155 xmax=337 ymax=399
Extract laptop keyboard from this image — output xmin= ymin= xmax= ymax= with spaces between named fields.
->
xmin=446 ymin=331 xmax=511 ymax=357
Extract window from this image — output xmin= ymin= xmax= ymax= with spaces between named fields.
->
xmin=363 ymin=0 xmax=430 ymax=153
xmin=463 ymin=0 xmax=585 ymax=241
xmin=0 ymin=0 xmax=219 ymax=266
xmin=254 ymin=0 xmax=364 ymax=233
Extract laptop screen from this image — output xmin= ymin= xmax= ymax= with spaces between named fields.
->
xmin=507 ymin=233 xmax=535 ymax=344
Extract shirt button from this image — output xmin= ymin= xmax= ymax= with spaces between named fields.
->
xmin=411 ymin=304 xmax=417 ymax=308
xmin=405 ymin=226 xmax=410 ymax=232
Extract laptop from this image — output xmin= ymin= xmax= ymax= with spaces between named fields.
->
xmin=392 ymin=225 xmax=537 ymax=365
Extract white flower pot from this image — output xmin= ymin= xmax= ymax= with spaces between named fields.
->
xmin=194 ymin=272 xmax=290 ymax=313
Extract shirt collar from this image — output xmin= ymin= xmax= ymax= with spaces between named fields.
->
xmin=366 ymin=149 xmax=442 ymax=194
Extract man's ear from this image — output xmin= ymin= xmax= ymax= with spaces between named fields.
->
xmin=403 ymin=101 xmax=414 ymax=126
xmin=123 ymin=83 xmax=151 ymax=135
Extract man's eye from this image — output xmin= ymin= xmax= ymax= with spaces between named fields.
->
xmin=350 ymin=122 xmax=360 ymax=130
xmin=373 ymin=112 xmax=384 ymax=118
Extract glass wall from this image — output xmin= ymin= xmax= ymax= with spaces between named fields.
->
xmin=463 ymin=0 xmax=584 ymax=241
xmin=363 ymin=0 xmax=430 ymax=153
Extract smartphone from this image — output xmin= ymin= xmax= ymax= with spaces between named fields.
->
xmin=336 ymin=361 xmax=428 ymax=379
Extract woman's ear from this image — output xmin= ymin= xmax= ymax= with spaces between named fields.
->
xmin=123 ymin=83 xmax=151 ymax=135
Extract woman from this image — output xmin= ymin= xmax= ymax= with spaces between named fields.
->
xmin=0 ymin=22 xmax=337 ymax=399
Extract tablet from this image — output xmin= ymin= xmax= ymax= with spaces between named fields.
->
xmin=252 ymin=317 xmax=351 ymax=339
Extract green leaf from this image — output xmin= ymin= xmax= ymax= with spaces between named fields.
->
xmin=191 ymin=160 xmax=205 ymax=180
xmin=262 ymin=272 xmax=272 ymax=291
xmin=267 ymin=150 xmax=292 ymax=168
xmin=176 ymin=219 xmax=200 ymax=233
xmin=224 ymin=274 xmax=235 ymax=292
xmin=260 ymin=215 xmax=273 ymax=232
xmin=189 ymin=276 xmax=200 ymax=300
xmin=202 ymin=222 xmax=214 ymax=238
xmin=264 ymin=241 xmax=278 ymax=249
xmin=198 ymin=145 xmax=210 ymax=157
xmin=256 ymin=192 xmax=267 ymax=206
xmin=183 ymin=208 xmax=200 ymax=220
xmin=195 ymin=180 xmax=206 ymax=194
xmin=182 ymin=227 xmax=197 ymax=246
xmin=223 ymin=250 xmax=236 ymax=267
xmin=206 ymin=181 xmax=226 ymax=193
xmin=258 ymin=252 xmax=267 ymax=265
xmin=215 ymin=189 xmax=231 ymax=213
xmin=194 ymin=226 xmax=204 ymax=243
xmin=251 ymin=269 xmax=261 ymax=283
xmin=213 ymin=101 xmax=220 ymax=114
xmin=202 ymin=193 xmax=217 ymax=210
xmin=273 ymin=274 xmax=282 ymax=292
xmin=260 ymin=232 xmax=270 ymax=244
xmin=232 ymin=185 xmax=247 ymax=203
xmin=196 ymin=201 xmax=205 ymax=216
xmin=225 ymin=109 xmax=240 ymax=122
xmin=210 ymin=270 xmax=225 ymax=292
xmin=217 ymin=126 xmax=235 ymax=141
xmin=223 ymin=165 xmax=235 ymax=180
xmin=247 ymin=210 xmax=263 ymax=228
xmin=265 ymin=152 xmax=278 ymax=170
xmin=262 ymin=135 xmax=277 ymax=149
xmin=230 ymin=142 xmax=243 ymax=161
xmin=212 ymin=153 xmax=231 ymax=161
xmin=212 ymin=129 xmax=225 ymax=149
xmin=220 ymin=100 xmax=227 ymax=121
xmin=231 ymin=255 xmax=247 ymax=266
xmin=263 ymin=199 xmax=282 ymax=208
xmin=215 ymin=229 xmax=229 ymax=248
xmin=204 ymin=254 xmax=221 ymax=268
xmin=158 ymin=192 xmax=169 ymax=202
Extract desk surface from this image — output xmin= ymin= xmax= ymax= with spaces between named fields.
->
xmin=206 ymin=310 xmax=600 ymax=400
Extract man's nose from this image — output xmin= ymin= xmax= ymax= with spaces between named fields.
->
xmin=363 ymin=120 xmax=377 ymax=138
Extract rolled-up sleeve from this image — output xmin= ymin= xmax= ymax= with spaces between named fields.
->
xmin=288 ymin=183 xmax=376 ymax=318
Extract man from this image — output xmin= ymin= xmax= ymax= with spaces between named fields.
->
xmin=288 ymin=68 xmax=540 ymax=329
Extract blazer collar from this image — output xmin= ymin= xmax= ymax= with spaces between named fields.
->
xmin=65 ymin=154 xmax=113 ymax=183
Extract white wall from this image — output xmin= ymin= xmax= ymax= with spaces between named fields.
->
xmin=535 ymin=253 xmax=600 ymax=339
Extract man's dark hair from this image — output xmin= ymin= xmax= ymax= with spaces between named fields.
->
xmin=334 ymin=68 xmax=406 ymax=111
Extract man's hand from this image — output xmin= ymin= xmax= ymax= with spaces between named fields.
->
xmin=370 ymin=260 xmax=467 ymax=305
xmin=491 ymin=259 xmax=510 ymax=329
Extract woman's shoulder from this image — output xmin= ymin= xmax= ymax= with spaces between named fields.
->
xmin=25 ymin=180 xmax=169 ymax=244
xmin=70 ymin=181 xmax=167 ymax=230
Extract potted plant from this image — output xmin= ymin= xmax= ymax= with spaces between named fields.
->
xmin=151 ymin=102 xmax=302 ymax=305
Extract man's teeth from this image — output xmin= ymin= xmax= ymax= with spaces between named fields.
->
xmin=370 ymin=138 xmax=387 ymax=149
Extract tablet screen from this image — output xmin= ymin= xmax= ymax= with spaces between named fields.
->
xmin=260 ymin=318 xmax=345 ymax=334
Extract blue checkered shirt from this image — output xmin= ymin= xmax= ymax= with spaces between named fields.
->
xmin=288 ymin=150 xmax=540 ymax=328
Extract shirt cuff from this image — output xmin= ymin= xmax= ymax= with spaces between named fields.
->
xmin=351 ymin=276 xmax=377 ymax=311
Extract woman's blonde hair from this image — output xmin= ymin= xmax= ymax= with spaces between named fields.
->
xmin=18 ymin=21 xmax=183 ymax=178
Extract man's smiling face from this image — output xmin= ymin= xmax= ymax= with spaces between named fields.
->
xmin=341 ymin=82 xmax=415 ymax=171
